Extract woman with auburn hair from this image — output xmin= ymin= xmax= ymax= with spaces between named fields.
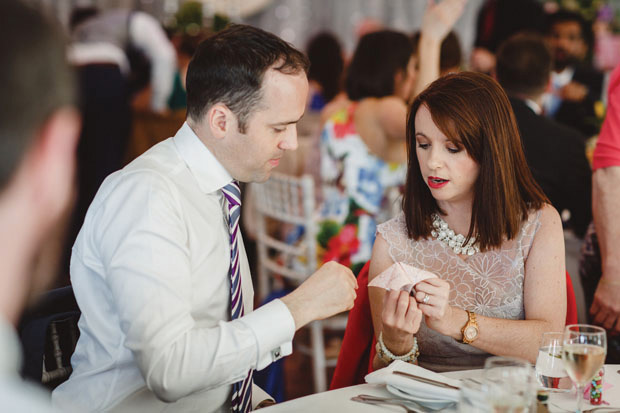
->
xmin=368 ymin=71 xmax=566 ymax=371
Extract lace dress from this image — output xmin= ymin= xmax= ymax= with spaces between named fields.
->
xmin=317 ymin=104 xmax=406 ymax=275
xmin=376 ymin=210 xmax=542 ymax=372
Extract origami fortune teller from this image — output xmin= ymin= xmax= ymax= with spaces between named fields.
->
xmin=368 ymin=262 xmax=437 ymax=294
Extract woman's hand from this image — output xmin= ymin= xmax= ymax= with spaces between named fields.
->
xmin=381 ymin=289 xmax=423 ymax=355
xmin=414 ymin=278 xmax=453 ymax=335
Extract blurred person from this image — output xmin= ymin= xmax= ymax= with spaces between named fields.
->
xmin=52 ymin=24 xmax=357 ymax=412
xmin=470 ymin=0 xmax=545 ymax=74
xmin=544 ymin=9 xmax=604 ymax=138
xmin=60 ymin=7 xmax=177 ymax=286
xmin=579 ymin=64 xmax=620 ymax=363
xmin=306 ymin=32 xmax=345 ymax=112
xmin=0 ymin=1 xmax=80 ymax=410
xmin=316 ymin=0 xmax=465 ymax=276
xmin=495 ymin=33 xmax=592 ymax=238
xmin=370 ymin=72 xmax=565 ymax=372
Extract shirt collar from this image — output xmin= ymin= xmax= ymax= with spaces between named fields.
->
xmin=524 ymin=98 xmax=543 ymax=115
xmin=172 ymin=122 xmax=234 ymax=194
xmin=0 ymin=318 xmax=21 ymax=376
xmin=552 ymin=66 xmax=575 ymax=89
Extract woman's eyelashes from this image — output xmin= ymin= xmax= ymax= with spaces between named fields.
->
xmin=416 ymin=141 xmax=461 ymax=154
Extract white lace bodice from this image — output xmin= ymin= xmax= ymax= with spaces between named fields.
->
xmin=376 ymin=210 xmax=542 ymax=371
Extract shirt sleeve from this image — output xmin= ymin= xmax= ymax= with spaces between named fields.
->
xmin=128 ymin=11 xmax=176 ymax=112
xmin=93 ymin=171 xmax=295 ymax=403
xmin=593 ymin=66 xmax=620 ymax=171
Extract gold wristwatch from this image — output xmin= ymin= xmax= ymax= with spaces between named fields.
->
xmin=461 ymin=310 xmax=479 ymax=344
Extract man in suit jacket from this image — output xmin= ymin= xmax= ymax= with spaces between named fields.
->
xmin=544 ymin=10 xmax=604 ymax=138
xmin=496 ymin=33 xmax=592 ymax=237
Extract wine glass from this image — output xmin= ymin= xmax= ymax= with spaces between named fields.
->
xmin=535 ymin=332 xmax=571 ymax=392
xmin=562 ymin=324 xmax=607 ymax=413
xmin=483 ymin=356 xmax=536 ymax=413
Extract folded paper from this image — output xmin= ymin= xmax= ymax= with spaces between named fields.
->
xmin=368 ymin=262 xmax=437 ymax=294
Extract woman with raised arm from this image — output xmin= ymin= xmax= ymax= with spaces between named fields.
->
xmin=369 ymin=72 xmax=566 ymax=372
xmin=316 ymin=0 xmax=466 ymax=275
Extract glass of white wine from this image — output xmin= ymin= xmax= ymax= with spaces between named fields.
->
xmin=562 ymin=324 xmax=607 ymax=413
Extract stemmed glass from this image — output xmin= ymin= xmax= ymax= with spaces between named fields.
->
xmin=562 ymin=324 xmax=607 ymax=413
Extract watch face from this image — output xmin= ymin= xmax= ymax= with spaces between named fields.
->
xmin=464 ymin=326 xmax=478 ymax=340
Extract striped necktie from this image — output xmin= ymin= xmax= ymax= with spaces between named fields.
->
xmin=221 ymin=181 xmax=253 ymax=412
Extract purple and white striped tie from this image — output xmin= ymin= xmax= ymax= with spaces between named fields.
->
xmin=221 ymin=181 xmax=253 ymax=412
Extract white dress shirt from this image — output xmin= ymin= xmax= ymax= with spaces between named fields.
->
xmin=52 ymin=123 xmax=295 ymax=412
xmin=0 ymin=318 xmax=58 ymax=412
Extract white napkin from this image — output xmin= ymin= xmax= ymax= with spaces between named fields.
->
xmin=367 ymin=262 xmax=437 ymax=294
xmin=365 ymin=360 xmax=460 ymax=403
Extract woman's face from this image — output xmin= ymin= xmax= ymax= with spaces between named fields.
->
xmin=414 ymin=104 xmax=479 ymax=209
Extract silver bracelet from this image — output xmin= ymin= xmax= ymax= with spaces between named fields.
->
xmin=376 ymin=331 xmax=419 ymax=364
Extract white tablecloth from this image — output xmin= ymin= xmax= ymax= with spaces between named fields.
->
xmin=262 ymin=365 xmax=620 ymax=412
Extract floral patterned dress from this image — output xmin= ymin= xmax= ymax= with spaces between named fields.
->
xmin=377 ymin=210 xmax=542 ymax=372
xmin=317 ymin=104 xmax=406 ymax=275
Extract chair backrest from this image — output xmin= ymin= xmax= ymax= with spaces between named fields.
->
xmin=566 ymin=271 xmax=578 ymax=325
xmin=251 ymin=172 xmax=317 ymax=301
xmin=18 ymin=286 xmax=81 ymax=389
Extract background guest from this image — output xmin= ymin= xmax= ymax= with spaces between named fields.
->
xmin=470 ymin=0 xmax=545 ymax=74
xmin=544 ymin=9 xmax=605 ymax=138
xmin=0 ymin=1 xmax=80 ymax=410
xmin=580 ymin=64 xmax=620 ymax=363
xmin=495 ymin=33 xmax=592 ymax=238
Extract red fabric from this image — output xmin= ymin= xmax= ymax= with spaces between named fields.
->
xmin=593 ymin=65 xmax=620 ymax=171
xmin=329 ymin=261 xmax=376 ymax=390
xmin=566 ymin=271 xmax=578 ymax=325
xmin=330 ymin=264 xmax=579 ymax=390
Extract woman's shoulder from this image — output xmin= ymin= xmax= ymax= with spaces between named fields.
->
xmin=376 ymin=212 xmax=410 ymax=249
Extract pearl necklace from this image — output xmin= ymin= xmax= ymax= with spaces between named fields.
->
xmin=430 ymin=213 xmax=480 ymax=256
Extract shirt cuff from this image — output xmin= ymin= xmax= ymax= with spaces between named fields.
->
xmin=239 ymin=299 xmax=295 ymax=371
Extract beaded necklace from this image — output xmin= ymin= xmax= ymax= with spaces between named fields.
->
xmin=430 ymin=213 xmax=480 ymax=256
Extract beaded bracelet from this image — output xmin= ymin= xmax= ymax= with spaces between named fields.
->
xmin=375 ymin=331 xmax=419 ymax=365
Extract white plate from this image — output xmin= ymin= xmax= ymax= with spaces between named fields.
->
xmin=386 ymin=384 xmax=457 ymax=410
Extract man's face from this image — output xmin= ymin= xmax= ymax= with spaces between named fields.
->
xmin=548 ymin=21 xmax=587 ymax=70
xmin=224 ymin=69 xmax=309 ymax=183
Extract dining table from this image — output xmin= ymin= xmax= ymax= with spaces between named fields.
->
xmin=261 ymin=364 xmax=620 ymax=412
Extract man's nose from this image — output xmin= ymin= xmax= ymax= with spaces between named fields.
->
xmin=279 ymin=128 xmax=299 ymax=151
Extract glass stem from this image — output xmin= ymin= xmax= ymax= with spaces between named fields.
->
xmin=576 ymin=384 xmax=584 ymax=413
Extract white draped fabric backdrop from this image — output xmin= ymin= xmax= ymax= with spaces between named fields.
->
xmin=33 ymin=0 xmax=485 ymax=61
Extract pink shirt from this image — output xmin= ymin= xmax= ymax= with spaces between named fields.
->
xmin=593 ymin=65 xmax=620 ymax=170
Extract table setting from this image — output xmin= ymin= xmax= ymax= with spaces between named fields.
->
xmin=262 ymin=324 xmax=620 ymax=412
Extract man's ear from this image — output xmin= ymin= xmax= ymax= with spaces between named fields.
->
xmin=208 ymin=103 xmax=236 ymax=139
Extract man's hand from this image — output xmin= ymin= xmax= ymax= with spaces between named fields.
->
xmin=560 ymin=81 xmax=588 ymax=102
xmin=591 ymin=277 xmax=620 ymax=333
xmin=281 ymin=261 xmax=358 ymax=330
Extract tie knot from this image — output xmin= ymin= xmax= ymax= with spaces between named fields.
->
xmin=222 ymin=181 xmax=241 ymax=207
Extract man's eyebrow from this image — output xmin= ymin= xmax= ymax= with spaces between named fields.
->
xmin=271 ymin=114 xmax=305 ymax=126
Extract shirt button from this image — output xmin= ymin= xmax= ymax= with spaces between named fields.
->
xmin=272 ymin=348 xmax=281 ymax=359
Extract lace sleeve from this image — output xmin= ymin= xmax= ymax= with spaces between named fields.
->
xmin=376 ymin=213 xmax=414 ymax=264
xmin=519 ymin=208 xmax=543 ymax=261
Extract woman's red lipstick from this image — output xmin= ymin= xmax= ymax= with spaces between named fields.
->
xmin=428 ymin=176 xmax=449 ymax=189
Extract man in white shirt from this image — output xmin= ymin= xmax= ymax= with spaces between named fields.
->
xmin=52 ymin=24 xmax=358 ymax=412
xmin=0 ymin=1 xmax=80 ymax=411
